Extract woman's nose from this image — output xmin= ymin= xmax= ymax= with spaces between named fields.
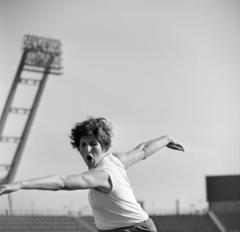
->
xmin=87 ymin=145 xmax=91 ymax=152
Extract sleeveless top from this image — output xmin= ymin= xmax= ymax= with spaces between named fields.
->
xmin=88 ymin=154 xmax=148 ymax=230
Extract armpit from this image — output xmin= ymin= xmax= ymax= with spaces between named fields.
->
xmin=97 ymin=170 xmax=114 ymax=193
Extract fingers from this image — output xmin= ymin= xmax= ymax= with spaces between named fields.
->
xmin=175 ymin=143 xmax=185 ymax=152
xmin=0 ymin=184 xmax=15 ymax=196
xmin=167 ymin=143 xmax=185 ymax=152
xmin=0 ymin=186 xmax=6 ymax=196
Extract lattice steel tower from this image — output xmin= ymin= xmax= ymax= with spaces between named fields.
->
xmin=0 ymin=35 xmax=62 ymax=185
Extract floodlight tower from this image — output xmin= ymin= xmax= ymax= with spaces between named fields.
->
xmin=0 ymin=35 xmax=63 ymax=186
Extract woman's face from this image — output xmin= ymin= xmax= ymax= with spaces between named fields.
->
xmin=79 ymin=134 xmax=105 ymax=169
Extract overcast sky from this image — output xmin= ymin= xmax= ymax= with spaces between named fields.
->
xmin=0 ymin=0 xmax=239 ymax=215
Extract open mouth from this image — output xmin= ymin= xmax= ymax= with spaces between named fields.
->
xmin=87 ymin=154 xmax=93 ymax=161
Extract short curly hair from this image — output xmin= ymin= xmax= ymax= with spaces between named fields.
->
xmin=70 ymin=117 xmax=113 ymax=152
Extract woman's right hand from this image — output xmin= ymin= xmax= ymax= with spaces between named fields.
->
xmin=0 ymin=182 xmax=21 ymax=196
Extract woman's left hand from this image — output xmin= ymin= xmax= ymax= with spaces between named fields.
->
xmin=166 ymin=138 xmax=185 ymax=152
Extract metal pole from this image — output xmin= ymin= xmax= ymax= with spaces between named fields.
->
xmin=8 ymin=194 xmax=13 ymax=216
xmin=0 ymin=52 xmax=27 ymax=136
xmin=5 ymin=68 xmax=50 ymax=184
xmin=176 ymin=199 xmax=180 ymax=215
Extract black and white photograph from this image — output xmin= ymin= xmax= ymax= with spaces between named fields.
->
xmin=0 ymin=1 xmax=239 ymax=231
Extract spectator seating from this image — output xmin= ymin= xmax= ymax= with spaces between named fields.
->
xmin=0 ymin=214 xmax=222 ymax=232
xmin=214 ymin=211 xmax=240 ymax=232
xmin=75 ymin=215 xmax=221 ymax=232
xmin=81 ymin=216 xmax=97 ymax=229
xmin=0 ymin=215 xmax=90 ymax=232
xmin=151 ymin=215 xmax=220 ymax=232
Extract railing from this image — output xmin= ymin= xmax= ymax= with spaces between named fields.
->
xmin=0 ymin=208 xmax=208 ymax=217
xmin=0 ymin=209 xmax=93 ymax=217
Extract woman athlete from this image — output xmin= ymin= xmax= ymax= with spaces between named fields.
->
xmin=0 ymin=117 xmax=184 ymax=232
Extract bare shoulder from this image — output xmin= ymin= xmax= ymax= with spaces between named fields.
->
xmin=112 ymin=145 xmax=145 ymax=169
xmin=112 ymin=152 xmax=128 ymax=169
xmin=83 ymin=169 xmax=109 ymax=181
xmin=82 ymin=169 xmax=111 ymax=192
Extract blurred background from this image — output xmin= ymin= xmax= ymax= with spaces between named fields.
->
xmin=0 ymin=0 xmax=239 ymax=218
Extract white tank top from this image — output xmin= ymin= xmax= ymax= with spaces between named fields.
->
xmin=88 ymin=154 xmax=148 ymax=230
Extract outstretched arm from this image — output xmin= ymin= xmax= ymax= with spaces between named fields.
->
xmin=113 ymin=135 xmax=184 ymax=169
xmin=0 ymin=170 xmax=111 ymax=196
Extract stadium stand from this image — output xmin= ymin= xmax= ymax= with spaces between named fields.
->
xmin=81 ymin=216 xmax=98 ymax=229
xmin=0 ymin=215 xmax=94 ymax=232
xmin=77 ymin=215 xmax=222 ymax=232
xmin=206 ymin=175 xmax=240 ymax=232
xmin=0 ymin=215 xmax=222 ymax=232
xmin=151 ymin=215 xmax=220 ymax=232
xmin=213 ymin=211 xmax=240 ymax=232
